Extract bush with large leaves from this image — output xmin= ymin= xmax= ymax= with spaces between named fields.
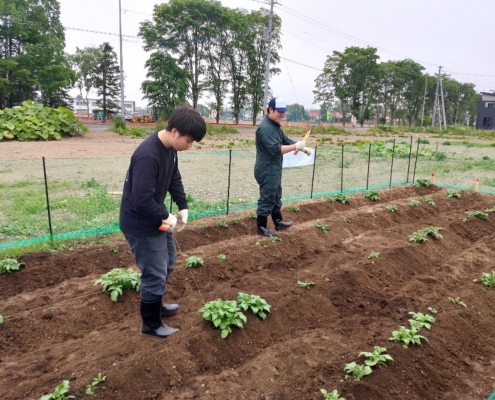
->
xmin=0 ymin=101 xmax=87 ymax=141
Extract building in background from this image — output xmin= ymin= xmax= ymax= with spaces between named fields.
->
xmin=72 ymin=97 xmax=135 ymax=116
xmin=476 ymin=91 xmax=495 ymax=130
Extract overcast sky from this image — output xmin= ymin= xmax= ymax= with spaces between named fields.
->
xmin=60 ymin=0 xmax=495 ymax=109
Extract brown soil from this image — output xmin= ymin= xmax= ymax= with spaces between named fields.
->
xmin=1 ymin=185 xmax=495 ymax=400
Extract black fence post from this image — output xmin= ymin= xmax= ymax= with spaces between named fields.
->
xmin=226 ymin=149 xmax=232 ymax=215
xmin=366 ymin=143 xmax=371 ymax=190
xmin=406 ymin=135 xmax=413 ymax=183
xmin=42 ymin=157 xmax=53 ymax=243
xmin=389 ymin=139 xmax=396 ymax=188
xmin=310 ymin=146 xmax=318 ymax=199
xmin=341 ymin=145 xmax=344 ymax=193
xmin=412 ymin=137 xmax=420 ymax=183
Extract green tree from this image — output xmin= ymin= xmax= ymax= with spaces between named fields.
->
xmin=141 ymin=53 xmax=190 ymax=119
xmin=69 ymin=46 xmax=100 ymax=117
xmin=93 ymin=42 xmax=120 ymax=122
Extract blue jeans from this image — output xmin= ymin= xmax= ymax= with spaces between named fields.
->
xmin=125 ymin=232 xmax=177 ymax=302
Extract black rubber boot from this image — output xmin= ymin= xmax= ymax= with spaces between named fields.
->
xmin=161 ymin=303 xmax=179 ymax=317
xmin=257 ymin=215 xmax=278 ymax=237
xmin=140 ymin=299 xmax=179 ymax=338
xmin=272 ymin=211 xmax=293 ymax=231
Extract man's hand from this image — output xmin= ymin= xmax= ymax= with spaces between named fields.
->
xmin=295 ymin=141 xmax=306 ymax=151
xmin=176 ymin=209 xmax=188 ymax=232
xmin=160 ymin=214 xmax=177 ymax=231
xmin=302 ymin=147 xmax=312 ymax=156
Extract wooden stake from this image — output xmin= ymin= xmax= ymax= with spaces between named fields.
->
xmin=430 ymin=173 xmax=435 ymax=185
xmin=475 ymin=178 xmax=479 ymax=192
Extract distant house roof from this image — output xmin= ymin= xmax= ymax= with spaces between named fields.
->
xmin=481 ymin=91 xmax=495 ymax=96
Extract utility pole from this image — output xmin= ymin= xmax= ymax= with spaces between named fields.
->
xmin=420 ymin=75 xmax=428 ymax=127
xmin=262 ymin=0 xmax=276 ymax=113
xmin=431 ymin=66 xmax=446 ymax=129
xmin=118 ymin=0 xmax=125 ymax=118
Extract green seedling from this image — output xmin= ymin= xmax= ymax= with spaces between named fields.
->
xmin=0 ymin=258 xmax=24 ymax=274
xmin=270 ymin=235 xmax=280 ymax=243
xmin=362 ymin=190 xmax=381 ymax=201
xmin=0 ymin=315 xmax=3 ymax=324
xmin=285 ymin=204 xmax=300 ymax=212
xmin=428 ymin=307 xmax=438 ymax=314
xmin=94 ymin=268 xmax=141 ymax=302
xmin=298 ymin=281 xmax=315 ymax=290
xmin=186 ymin=256 xmax=204 ymax=268
xmin=315 ymin=219 xmax=328 ymax=233
xmin=368 ymin=252 xmax=380 ymax=259
xmin=198 ymin=299 xmax=247 ymax=339
xmin=248 ymin=211 xmax=257 ymax=219
xmin=326 ymin=193 xmax=349 ymax=204
xmin=423 ymin=197 xmax=435 ymax=205
xmin=358 ymin=346 xmax=393 ymax=367
xmin=370 ymin=213 xmax=376 ymax=218
xmin=230 ymin=218 xmax=247 ymax=227
xmin=465 ymin=210 xmax=488 ymax=220
xmin=415 ymin=178 xmax=430 ymax=187
xmin=386 ymin=205 xmax=398 ymax=212
xmin=217 ymin=254 xmax=226 ymax=260
xmin=449 ymin=297 xmax=467 ymax=308
xmin=36 ymin=380 xmax=75 ymax=400
xmin=341 ymin=216 xmax=350 ymax=223
xmin=324 ymin=277 xmax=330 ymax=282
xmin=389 ymin=326 xmax=428 ymax=348
xmin=344 ymin=362 xmax=372 ymax=381
xmin=475 ymin=270 xmax=495 ymax=288
xmin=255 ymin=241 xmax=268 ymax=248
xmin=236 ymin=293 xmax=271 ymax=320
xmin=85 ymin=373 xmax=106 ymax=396
xmin=446 ymin=190 xmax=461 ymax=199
xmin=110 ymin=247 xmax=120 ymax=253
xmin=460 ymin=217 xmax=468 ymax=223
xmin=216 ymin=218 xmax=228 ymax=228
xmin=320 ymin=389 xmax=346 ymax=400
xmin=408 ymin=312 xmax=436 ymax=330
xmin=409 ymin=200 xmax=421 ymax=208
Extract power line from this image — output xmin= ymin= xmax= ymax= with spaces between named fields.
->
xmin=65 ymin=26 xmax=138 ymax=39
xmin=280 ymin=56 xmax=322 ymax=72
xmin=122 ymin=8 xmax=152 ymax=17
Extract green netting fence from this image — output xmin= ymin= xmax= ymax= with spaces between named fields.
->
xmin=1 ymin=137 xmax=495 ymax=250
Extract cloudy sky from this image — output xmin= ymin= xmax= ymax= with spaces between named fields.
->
xmin=60 ymin=0 xmax=495 ymax=109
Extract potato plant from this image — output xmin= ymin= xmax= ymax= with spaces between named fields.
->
xmin=408 ymin=312 xmax=436 ymax=330
xmin=362 ymin=190 xmax=381 ymax=201
xmin=415 ymin=178 xmax=430 ymax=187
xmin=389 ymin=326 xmax=428 ymax=348
xmin=216 ymin=218 xmax=228 ymax=228
xmin=35 ymin=380 xmax=74 ymax=400
xmin=449 ymin=297 xmax=467 ymax=308
xmin=198 ymin=299 xmax=247 ymax=339
xmin=465 ymin=210 xmax=488 ymax=220
xmin=409 ymin=200 xmax=421 ymax=208
xmin=475 ymin=270 xmax=495 ymax=288
xmin=0 ymin=258 xmax=24 ymax=274
xmin=236 ymin=293 xmax=271 ymax=319
xmin=94 ymin=268 xmax=141 ymax=302
xmin=315 ymin=219 xmax=328 ymax=233
xmin=85 ymin=373 xmax=106 ymax=395
xmin=285 ymin=204 xmax=300 ymax=212
xmin=423 ymin=197 xmax=435 ymax=205
xmin=326 ymin=193 xmax=349 ymax=204
xmin=0 ymin=315 xmax=3 ymax=325
xmin=358 ymin=346 xmax=393 ymax=367
xmin=368 ymin=252 xmax=380 ymax=259
xmin=217 ymin=254 xmax=226 ymax=260
xmin=409 ymin=226 xmax=443 ymax=243
xmin=320 ymin=389 xmax=345 ymax=400
xmin=386 ymin=205 xmax=398 ymax=212
xmin=298 ymin=281 xmax=315 ymax=290
xmin=446 ymin=190 xmax=461 ymax=199
xmin=344 ymin=361 xmax=372 ymax=381
xmin=186 ymin=256 xmax=204 ymax=268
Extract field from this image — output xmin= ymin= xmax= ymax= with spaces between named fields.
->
xmin=1 ymin=185 xmax=495 ymax=399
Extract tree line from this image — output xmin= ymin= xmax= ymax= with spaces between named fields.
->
xmin=0 ymin=0 xmax=481 ymax=127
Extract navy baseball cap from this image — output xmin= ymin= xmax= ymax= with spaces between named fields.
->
xmin=268 ymin=97 xmax=289 ymax=112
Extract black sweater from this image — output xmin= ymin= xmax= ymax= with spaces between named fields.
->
xmin=119 ymin=132 xmax=188 ymax=237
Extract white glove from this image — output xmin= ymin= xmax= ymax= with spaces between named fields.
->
xmin=302 ymin=147 xmax=312 ymax=156
xmin=176 ymin=209 xmax=188 ymax=232
xmin=161 ymin=213 xmax=177 ymax=231
xmin=295 ymin=141 xmax=306 ymax=151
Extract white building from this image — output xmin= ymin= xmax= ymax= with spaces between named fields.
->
xmin=72 ymin=97 xmax=135 ymax=115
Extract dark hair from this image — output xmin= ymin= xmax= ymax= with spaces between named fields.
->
xmin=166 ymin=106 xmax=206 ymax=142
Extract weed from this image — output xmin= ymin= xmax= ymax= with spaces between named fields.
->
xmin=368 ymin=252 xmax=380 ymax=259
xmin=315 ymin=219 xmax=328 ymax=233
xmin=409 ymin=200 xmax=421 ymax=208
xmin=216 ymin=218 xmax=228 ymax=228
xmin=386 ymin=205 xmax=398 ymax=212
xmin=408 ymin=312 xmax=436 ymax=330
xmin=298 ymin=281 xmax=315 ymax=289
xmin=85 ymin=373 xmax=106 ymax=395
xmin=475 ymin=270 xmax=495 ymax=288
xmin=344 ymin=362 xmax=372 ymax=381
xmin=362 ymin=190 xmax=381 ymax=201
xmin=326 ymin=193 xmax=350 ymax=204
xmin=465 ymin=210 xmax=488 ymax=220
xmin=186 ymin=256 xmax=204 ymax=268
xmin=285 ymin=204 xmax=300 ymax=212
xmin=428 ymin=307 xmax=438 ymax=314
xmin=320 ymin=389 xmax=346 ymax=400
xmin=198 ymin=299 xmax=246 ymax=339
xmin=389 ymin=326 xmax=428 ymax=348
xmin=35 ymin=380 xmax=74 ymax=400
xmin=255 ymin=241 xmax=268 ymax=248
xmin=449 ymin=297 xmax=467 ymax=308
xmin=341 ymin=216 xmax=350 ymax=223
xmin=0 ymin=258 xmax=24 ymax=274
xmin=446 ymin=191 xmax=461 ymax=199
xmin=358 ymin=346 xmax=393 ymax=367
xmin=236 ymin=293 xmax=271 ymax=320
xmin=94 ymin=268 xmax=141 ymax=302
xmin=415 ymin=179 xmax=430 ymax=187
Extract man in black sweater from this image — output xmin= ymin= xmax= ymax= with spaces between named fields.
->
xmin=120 ymin=106 xmax=206 ymax=338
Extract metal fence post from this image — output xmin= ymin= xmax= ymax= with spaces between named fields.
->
xmin=310 ymin=146 xmax=317 ymax=199
xmin=42 ymin=157 xmax=53 ymax=243
xmin=341 ymin=145 xmax=344 ymax=193
xmin=406 ymin=135 xmax=413 ymax=183
xmin=412 ymin=138 xmax=420 ymax=183
xmin=389 ymin=139 xmax=396 ymax=188
xmin=226 ymin=149 xmax=232 ymax=215
xmin=366 ymin=143 xmax=371 ymax=190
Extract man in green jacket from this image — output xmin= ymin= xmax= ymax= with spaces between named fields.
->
xmin=254 ymin=97 xmax=311 ymax=237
